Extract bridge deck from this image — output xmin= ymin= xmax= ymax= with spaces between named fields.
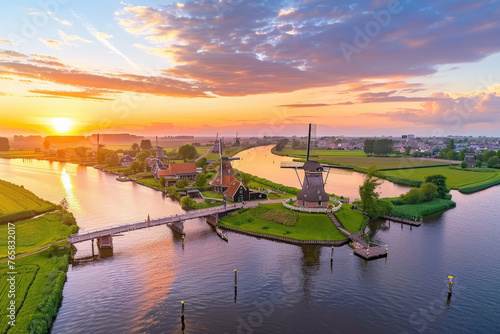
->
xmin=69 ymin=203 xmax=243 ymax=244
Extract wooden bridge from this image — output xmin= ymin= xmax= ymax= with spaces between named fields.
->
xmin=68 ymin=203 xmax=243 ymax=257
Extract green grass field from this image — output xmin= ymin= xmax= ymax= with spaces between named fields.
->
xmin=137 ymin=178 xmax=162 ymax=190
xmin=0 ymin=180 xmax=56 ymax=223
xmin=334 ymin=203 xmax=365 ymax=233
xmin=0 ymin=150 xmax=44 ymax=159
xmin=280 ymin=148 xmax=366 ymax=157
xmin=0 ymin=212 xmax=77 ymax=258
xmin=0 ymin=265 xmax=39 ymax=333
xmin=219 ymin=203 xmax=347 ymax=240
xmin=4 ymin=252 xmax=69 ymax=334
xmin=200 ymin=190 xmax=224 ymax=199
xmin=380 ymin=166 xmax=500 ymax=191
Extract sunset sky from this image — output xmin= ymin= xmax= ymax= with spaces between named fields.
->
xmin=1 ymin=0 xmax=500 ymax=137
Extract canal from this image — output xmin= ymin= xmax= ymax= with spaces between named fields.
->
xmin=0 ymin=147 xmax=498 ymax=333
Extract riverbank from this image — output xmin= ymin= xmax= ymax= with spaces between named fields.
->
xmin=0 ymin=179 xmax=78 ymax=333
xmin=218 ymin=202 xmax=365 ymax=244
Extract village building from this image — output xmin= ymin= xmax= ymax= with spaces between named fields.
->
xmin=157 ymin=162 xmax=198 ymax=181
xmin=119 ymin=155 xmax=135 ymax=167
xmin=210 ymin=157 xmax=238 ymax=193
xmin=223 ymin=180 xmax=267 ymax=202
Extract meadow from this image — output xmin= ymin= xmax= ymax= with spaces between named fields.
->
xmin=219 ymin=203 xmax=356 ymax=241
xmin=380 ymin=166 xmax=500 ymax=192
xmin=0 ymin=180 xmax=56 ymax=223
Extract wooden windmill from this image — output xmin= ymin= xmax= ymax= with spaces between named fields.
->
xmin=282 ymin=124 xmax=330 ymax=208
xmin=210 ymin=138 xmax=240 ymax=193
xmin=233 ymin=132 xmax=241 ymax=147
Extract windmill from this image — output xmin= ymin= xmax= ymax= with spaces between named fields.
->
xmin=210 ymin=138 xmax=241 ymax=193
xmin=211 ymin=133 xmax=222 ymax=153
xmin=281 ymin=124 xmax=330 ymax=208
xmin=233 ymin=132 xmax=241 ymax=147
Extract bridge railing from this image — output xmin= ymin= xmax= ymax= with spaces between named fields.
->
xmin=70 ymin=203 xmax=244 ymax=239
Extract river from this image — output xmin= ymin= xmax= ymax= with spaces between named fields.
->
xmin=0 ymin=146 xmax=498 ymax=334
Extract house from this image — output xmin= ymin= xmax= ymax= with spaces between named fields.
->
xmin=210 ymin=158 xmax=238 ymax=193
xmin=157 ymin=162 xmax=198 ymax=180
xmin=223 ymin=180 xmax=267 ymax=202
xmin=119 ymin=155 xmax=135 ymax=167
xmin=464 ymin=148 xmax=476 ymax=168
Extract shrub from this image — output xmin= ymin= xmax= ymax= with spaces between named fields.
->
xmin=180 ymin=195 xmax=196 ymax=210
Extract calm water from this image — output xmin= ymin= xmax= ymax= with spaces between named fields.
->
xmin=0 ymin=148 xmax=498 ymax=334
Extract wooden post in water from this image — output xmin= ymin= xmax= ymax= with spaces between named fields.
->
xmin=448 ymin=275 xmax=453 ymax=297
xmin=181 ymin=301 xmax=184 ymax=316
xmin=331 ymin=246 xmax=334 ymax=262
xmin=91 ymin=238 xmax=94 ymax=257
xmin=234 ymin=269 xmax=237 ymax=288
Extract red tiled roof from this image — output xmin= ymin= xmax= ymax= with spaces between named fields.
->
xmin=224 ymin=180 xmax=243 ymax=197
xmin=158 ymin=163 xmax=197 ymax=176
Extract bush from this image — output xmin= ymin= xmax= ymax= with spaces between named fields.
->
xmin=180 ymin=195 xmax=196 ymax=210
xmin=391 ymin=199 xmax=456 ymax=220
xmin=402 ymin=188 xmax=425 ymax=204
xmin=460 ymin=161 xmax=468 ymax=169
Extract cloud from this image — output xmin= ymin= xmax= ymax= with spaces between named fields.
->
xmin=368 ymin=88 xmax=500 ymax=128
xmin=28 ymin=89 xmax=116 ymax=101
xmin=97 ymin=32 xmax=113 ymax=39
xmin=58 ymin=30 xmax=92 ymax=45
xmin=276 ymin=102 xmax=353 ymax=108
xmin=53 ymin=17 xmax=73 ymax=27
xmin=0 ymin=52 xmax=211 ymax=98
xmin=0 ymin=38 xmax=17 ymax=46
xmin=115 ymin=0 xmax=500 ymax=96
xmin=39 ymin=38 xmax=62 ymax=50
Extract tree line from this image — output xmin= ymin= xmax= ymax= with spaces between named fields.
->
xmin=363 ymin=139 xmax=393 ymax=156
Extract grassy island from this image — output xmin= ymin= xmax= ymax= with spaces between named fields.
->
xmin=0 ymin=179 xmax=77 ymax=334
xmin=219 ymin=202 xmax=365 ymax=243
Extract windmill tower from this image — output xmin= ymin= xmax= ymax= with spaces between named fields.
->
xmin=211 ymin=133 xmax=222 ymax=154
xmin=210 ymin=138 xmax=240 ymax=193
xmin=283 ymin=124 xmax=330 ymax=208
xmin=233 ymin=132 xmax=241 ymax=147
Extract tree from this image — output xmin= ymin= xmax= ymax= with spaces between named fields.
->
xmin=447 ymin=139 xmax=455 ymax=151
xmin=497 ymin=149 xmax=500 ymax=158
xmin=159 ymin=176 xmax=166 ymax=189
xmin=405 ymin=146 xmax=412 ymax=155
xmin=275 ymin=139 xmax=289 ymax=151
xmin=195 ymin=173 xmax=207 ymax=187
xmin=176 ymin=179 xmax=189 ymax=188
xmin=359 ymin=165 xmax=382 ymax=219
xmin=240 ymin=172 xmax=252 ymax=187
xmin=178 ymin=144 xmax=198 ymax=161
xmin=363 ymin=139 xmax=374 ymax=155
xmin=419 ymin=182 xmax=439 ymax=201
xmin=402 ymin=188 xmax=424 ymax=204
xmin=136 ymin=151 xmax=150 ymax=162
xmin=130 ymin=161 xmax=143 ymax=173
xmin=292 ymin=139 xmax=300 ymax=149
xmin=438 ymin=148 xmax=450 ymax=159
xmin=446 ymin=150 xmax=458 ymax=161
xmin=180 ymin=195 xmax=196 ymax=210
xmin=459 ymin=148 xmax=468 ymax=161
xmin=75 ymin=147 xmax=88 ymax=159
xmin=460 ymin=161 xmax=468 ymax=169
xmin=483 ymin=150 xmax=496 ymax=162
xmin=425 ymin=175 xmax=449 ymax=199
xmin=0 ymin=137 xmax=10 ymax=151
xmin=487 ymin=156 xmax=500 ymax=168
xmin=105 ymin=152 xmax=120 ymax=166
xmin=43 ymin=138 xmax=51 ymax=150
xmin=196 ymin=157 xmax=207 ymax=168
xmin=131 ymin=143 xmax=140 ymax=151
xmin=140 ymin=139 xmax=152 ymax=150
xmin=373 ymin=139 xmax=393 ymax=156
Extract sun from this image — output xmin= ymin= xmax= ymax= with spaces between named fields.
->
xmin=51 ymin=118 xmax=73 ymax=134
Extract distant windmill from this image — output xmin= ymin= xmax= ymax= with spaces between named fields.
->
xmin=233 ymin=132 xmax=241 ymax=147
xmin=211 ymin=133 xmax=222 ymax=153
xmin=281 ymin=124 xmax=330 ymax=208
xmin=210 ymin=138 xmax=241 ymax=193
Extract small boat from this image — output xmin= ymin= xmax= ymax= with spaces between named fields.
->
xmin=60 ymin=198 xmax=69 ymax=209
xmin=215 ymin=227 xmax=228 ymax=242
xmin=116 ymin=175 xmax=131 ymax=182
